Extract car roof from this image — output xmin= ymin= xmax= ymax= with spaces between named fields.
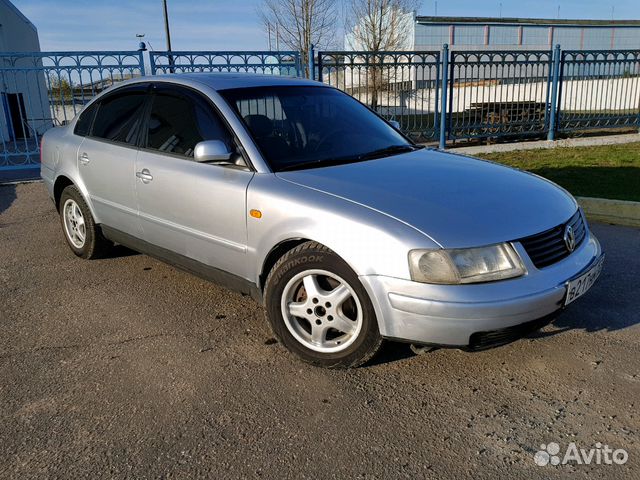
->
xmin=131 ymin=73 xmax=321 ymax=91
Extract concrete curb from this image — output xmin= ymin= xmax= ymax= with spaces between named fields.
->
xmin=577 ymin=196 xmax=640 ymax=228
xmin=449 ymin=133 xmax=640 ymax=156
xmin=0 ymin=179 xmax=42 ymax=186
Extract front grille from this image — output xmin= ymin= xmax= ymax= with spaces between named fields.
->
xmin=518 ymin=210 xmax=587 ymax=269
xmin=468 ymin=313 xmax=558 ymax=351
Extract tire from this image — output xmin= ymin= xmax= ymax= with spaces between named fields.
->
xmin=59 ymin=185 xmax=111 ymax=259
xmin=265 ymin=241 xmax=383 ymax=368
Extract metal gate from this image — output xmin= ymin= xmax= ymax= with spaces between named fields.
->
xmin=0 ymin=51 xmax=145 ymax=173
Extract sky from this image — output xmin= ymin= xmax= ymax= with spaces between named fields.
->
xmin=10 ymin=0 xmax=640 ymax=52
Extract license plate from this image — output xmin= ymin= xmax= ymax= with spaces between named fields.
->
xmin=564 ymin=255 xmax=605 ymax=306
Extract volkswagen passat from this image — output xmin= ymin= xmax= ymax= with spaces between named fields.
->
xmin=41 ymin=74 xmax=604 ymax=368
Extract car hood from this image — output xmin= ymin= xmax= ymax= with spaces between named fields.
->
xmin=276 ymin=149 xmax=578 ymax=248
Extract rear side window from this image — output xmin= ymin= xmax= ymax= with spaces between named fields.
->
xmin=144 ymin=89 xmax=233 ymax=158
xmin=74 ymin=102 xmax=98 ymax=136
xmin=91 ymin=91 xmax=147 ymax=145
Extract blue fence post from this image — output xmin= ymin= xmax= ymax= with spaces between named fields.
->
xmin=547 ymin=44 xmax=562 ymax=141
xmin=137 ymin=50 xmax=146 ymax=76
xmin=317 ymin=51 xmax=324 ymax=83
xmin=149 ymin=52 xmax=157 ymax=75
xmin=295 ymin=52 xmax=303 ymax=78
xmin=439 ymin=44 xmax=449 ymax=150
xmin=307 ymin=44 xmax=315 ymax=80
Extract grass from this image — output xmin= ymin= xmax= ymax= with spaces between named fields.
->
xmin=476 ymin=142 xmax=640 ymax=202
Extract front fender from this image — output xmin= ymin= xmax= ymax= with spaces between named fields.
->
xmin=247 ymin=174 xmax=438 ymax=285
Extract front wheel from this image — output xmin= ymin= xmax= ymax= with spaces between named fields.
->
xmin=265 ymin=242 xmax=382 ymax=368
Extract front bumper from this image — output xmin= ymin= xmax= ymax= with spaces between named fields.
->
xmin=359 ymin=231 xmax=602 ymax=348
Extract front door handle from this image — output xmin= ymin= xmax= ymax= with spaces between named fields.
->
xmin=136 ymin=168 xmax=153 ymax=183
xmin=79 ymin=152 xmax=90 ymax=165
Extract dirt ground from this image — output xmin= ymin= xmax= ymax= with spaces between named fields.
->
xmin=1 ymin=182 xmax=638 ymax=479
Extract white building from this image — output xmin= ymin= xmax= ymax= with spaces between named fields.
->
xmin=0 ymin=0 xmax=50 ymax=146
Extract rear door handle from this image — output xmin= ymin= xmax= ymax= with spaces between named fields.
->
xmin=79 ymin=152 xmax=90 ymax=165
xmin=136 ymin=168 xmax=153 ymax=183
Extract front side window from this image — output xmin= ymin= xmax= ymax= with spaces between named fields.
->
xmin=219 ymin=86 xmax=415 ymax=171
xmin=91 ymin=89 xmax=147 ymax=145
xmin=144 ymin=88 xmax=233 ymax=158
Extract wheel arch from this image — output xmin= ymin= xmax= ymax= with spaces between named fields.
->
xmin=259 ymin=238 xmax=311 ymax=292
xmin=53 ymin=175 xmax=74 ymax=211
xmin=53 ymin=173 xmax=98 ymax=221
xmin=258 ymin=236 xmax=372 ymax=301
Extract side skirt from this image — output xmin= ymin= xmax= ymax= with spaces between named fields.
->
xmin=101 ymin=225 xmax=263 ymax=303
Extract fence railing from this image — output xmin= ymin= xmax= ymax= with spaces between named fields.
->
xmin=557 ymin=49 xmax=640 ymax=133
xmin=446 ymin=50 xmax=553 ymax=141
xmin=149 ymin=50 xmax=302 ymax=76
xmin=317 ymin=51 xmax=441 ymax=141
xmin=315 ymin=45 xmax=639 ymax=147
xmin=1 ymin=51 xmax=145 ymax=170
xmin=1 ymin=46 xmax=639 ymax=174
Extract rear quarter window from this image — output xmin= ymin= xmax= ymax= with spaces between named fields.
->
xmin=73 ymin=103 xmax=98 ymax=136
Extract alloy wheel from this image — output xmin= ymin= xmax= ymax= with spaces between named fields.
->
xmin=280 ymin=269 xmax=364 ymax=353
xmin=62 ymin=198 xmax=86 ymax=249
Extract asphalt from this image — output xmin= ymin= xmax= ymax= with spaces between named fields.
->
xmin=1 ymin=182 xmax=639 ymax=479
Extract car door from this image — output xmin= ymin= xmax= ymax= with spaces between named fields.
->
xmin=77 ymin=84 xmax=148 ymax=237
xmin=135 ymin=84 xmax=254 ymax=279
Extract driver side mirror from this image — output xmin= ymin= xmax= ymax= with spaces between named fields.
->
xmin=389 ymin=120 xmax=401 ymax=130
xmin=194 ymin=140 xmax=232 ymax=163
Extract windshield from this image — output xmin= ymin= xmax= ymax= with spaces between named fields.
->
xmin=219 ymin=86 xmax=417 ymax=171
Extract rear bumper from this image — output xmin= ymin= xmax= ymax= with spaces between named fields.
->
xmin=360 ymin=231 xmax=602 ymax=347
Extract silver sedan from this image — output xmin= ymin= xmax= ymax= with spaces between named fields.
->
xmin=41 ymin=74 xmax=604 ymax=368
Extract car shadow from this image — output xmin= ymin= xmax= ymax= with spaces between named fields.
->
xmin=0 ymin=184 xmax=17 ymax=218
xmin=101 ymin=244 xmax=140 ymax=259
xmin=551 ymin=277 xmax=639 ymax=333
xmin=552 ymin=223 xmax=640 ymax=333
xmin=366 ymin=341 xmax=415 ymax=366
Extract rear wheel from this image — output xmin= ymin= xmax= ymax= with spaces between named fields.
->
xmin=265 ymin=242 xmax=382 ymax=368
xmin=59 ymin=185 xmax=111 ymax=259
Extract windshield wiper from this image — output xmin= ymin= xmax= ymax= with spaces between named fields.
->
xmin=278 ymin=144 xmax=422 ymax=172
xmin=278 ymin=155 xmax=362 ymax=172
xmin=356 ymin=144 xmax=422 ymax=161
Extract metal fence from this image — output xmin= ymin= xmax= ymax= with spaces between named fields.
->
xmin=317 ymin=51 xmax=441 ymax=141
xmin=557 ymin=49 xmax=640 ymax=133
xmin=446 ymin=50 xmax=553 ymax=141
xmin=316 ymin=45 xmax=639 ymax=146
xmin=149 ymin=50 xmax=301 ymax=76
xmin=1 ymin=45 xmax=639 ymax=176
xmin=1 ymin=51 xmax=144 ymax=171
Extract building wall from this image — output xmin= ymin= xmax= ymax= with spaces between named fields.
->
xmin=414 ymin=22 xmax=640 ymax=51
xmin=0 ymin=0 xmax=50 ymax=142
xmin=0 ymin=0 xmax=42 ymax=52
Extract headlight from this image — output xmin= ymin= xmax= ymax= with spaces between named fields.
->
xmin=409 ymin=243 xmax=526 ymax=284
